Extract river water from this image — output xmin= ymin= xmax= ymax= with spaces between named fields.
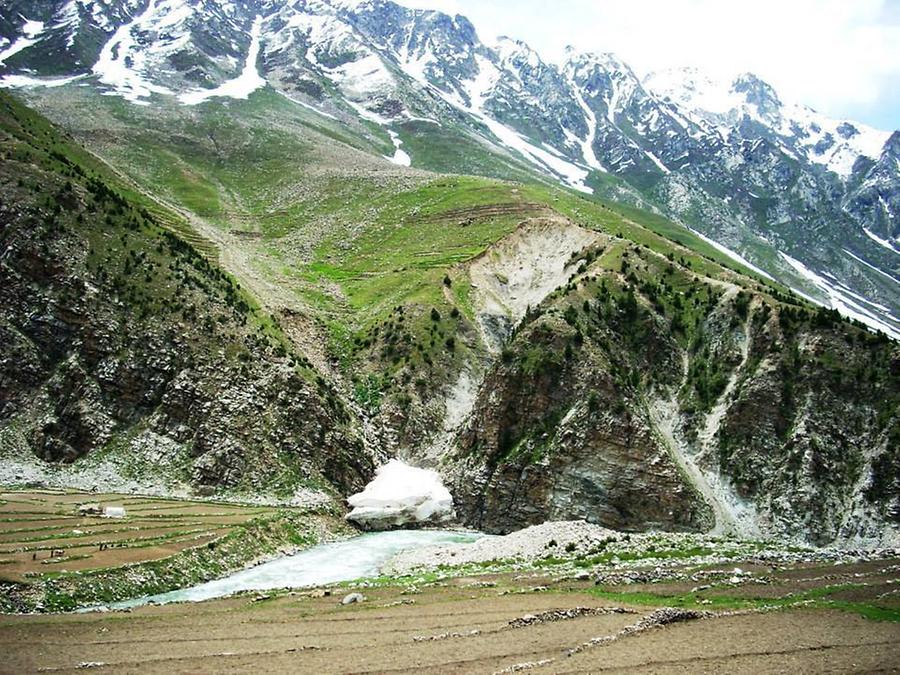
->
xmin=109 ymin=529 xmax=481 ymax=609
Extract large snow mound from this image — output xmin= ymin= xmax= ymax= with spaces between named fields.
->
xmin=346 ymin=459 xmax=455 ymax=530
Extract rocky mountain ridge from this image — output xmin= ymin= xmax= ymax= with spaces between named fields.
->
xmin=1 ymin=0 xmax=896 ymax=338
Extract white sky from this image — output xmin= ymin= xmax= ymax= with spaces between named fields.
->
xmin=394 ymin=0 xmax=900 ymax=130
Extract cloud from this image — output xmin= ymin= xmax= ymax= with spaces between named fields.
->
xmin=392 ymin=0 xmax=900 ymax=128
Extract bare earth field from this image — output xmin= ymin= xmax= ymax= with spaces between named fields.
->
xmin=0 ymin=564 xmax=900 ymax=673
xmin=0 ymin=491 xmax=898 ymax=673
xmin=0 ymin=572 xmax=898 ymax=674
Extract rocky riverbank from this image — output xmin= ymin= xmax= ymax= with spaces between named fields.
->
xmin=385 ymin=520 xmax=900 ymax=578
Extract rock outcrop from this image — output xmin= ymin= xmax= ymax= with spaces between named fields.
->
xmin=444 ymin=237 xmax=898 ymax=544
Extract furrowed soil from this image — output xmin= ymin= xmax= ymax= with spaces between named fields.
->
xmin=1 ymin=563 xmax=898 ymax=674
xmin=0 ymin=491 xmax=281 ymax=583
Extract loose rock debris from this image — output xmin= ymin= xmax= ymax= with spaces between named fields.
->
xmin=506 ymin=606 xmax=634 ymax=629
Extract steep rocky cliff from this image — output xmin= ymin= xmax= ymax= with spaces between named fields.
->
xmin=0 ymin=91 xmax=374 ymax=501
xmin=443 ymin=230 xmax=899 ymax=544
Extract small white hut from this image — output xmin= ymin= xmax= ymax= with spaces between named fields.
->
xmin=102 ymin=506 xmax=126 ymax=519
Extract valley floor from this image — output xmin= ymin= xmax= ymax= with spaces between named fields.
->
xmin=2 ymin=556 xmax=898 ymax=673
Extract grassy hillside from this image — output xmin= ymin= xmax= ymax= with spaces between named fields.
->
xmin=11 ymin=87 xmax=884 ymax=423
xmin=0 ymin=89 xmax=372 ymax=500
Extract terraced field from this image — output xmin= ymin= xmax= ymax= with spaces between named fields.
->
xmin=0 ymin=491 xmax=279 ymax=582
xmin=0 ymin=491 xmax=347 ymax=612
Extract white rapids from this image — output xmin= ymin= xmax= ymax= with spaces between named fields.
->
xmin=106 ymin=529 xmax=479 ymax=609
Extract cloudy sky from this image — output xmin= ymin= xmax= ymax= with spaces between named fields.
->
xmin=395 ymin=0 xmax=900 ymax=130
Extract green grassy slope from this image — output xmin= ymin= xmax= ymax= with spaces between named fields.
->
xmin=0 ymin=89 xmax=371 ymax=498
xmin=15 ymin=89 xmax=869 ymax=396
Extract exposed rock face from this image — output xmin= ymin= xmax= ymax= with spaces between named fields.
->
xmin=713 ymin=321 xmax=900 ymax=544
xmin=449 ymin=311 xmax=711 ymax=535
xmin=844 ymin=131 xmax=900 ymax=244
xmin=445 ymin=236 xmax=899 ymax=543
xmin=0 ymin=92 xmax=373 ymax=498
xmin=467 ymin=218 xmax=602 ymax=352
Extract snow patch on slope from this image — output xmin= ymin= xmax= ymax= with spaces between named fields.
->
xmin=346 ymin=459 xmax=454 ymax=530
xmin=385 ymin=129 xmax=411 ymax=166
xmin=863 ymin=228 xmax=898 ymax=254
xmin=0 ymin=74 xmax=85 ymax=89
xmin=180 ymin=16 xmax=266 ymax=105
xmin=92 ymin=0 xmax=178 ymax=104
xmin=779 ymin=251 xmax=900 ymax=339
xmin=841 ymin=249 xmax=898 ymax=288
xmin=278 ymin=90 xmax=339 ymax=120
xmin=687 ymin=227 xmax=775 ymax=281
xmin=644 ymin=149 xmax=671 ymax=174
xmin=475 ymin=110 xmax=593 ymax=193
xmin=0 ymin=18 xmax=45 ymax=65
xmin=328 ymin=52 xmax=396 ymax=99
xmin=455 ymin=57 xmax=592 ymax=193
xmin=565 ymin=74 xmax=605 ymax=172
xmin=343 ymin=99 xmax=413 ymax=166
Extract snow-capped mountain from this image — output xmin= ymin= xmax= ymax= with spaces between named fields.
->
xmin=1 ymin=0 xmax=897 ymax=335
xmin=644 ymin=67 xmax=891 ymax=178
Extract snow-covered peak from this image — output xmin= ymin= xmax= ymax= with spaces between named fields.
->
xmin=781 ymin=103 xmax=891 ymax=177
xmin=494 ymin=36 xmax=541 ymax=69
xmin=643 ymin=65 xmax=892 ymax=177
xmin=566 ymin=50 xmax=635 ymax=80
xmin=646 ymin=68 xmax=787 ymax=131
xmin=882 ymin=130 xmax=900 ymax=159
xmin=644 ymin=67 xmax=736 ymax=115
xmin=327 ymin=0 xmax=380 ymax=9
xmin=563 ymin=50 xmax=643 ymax=129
